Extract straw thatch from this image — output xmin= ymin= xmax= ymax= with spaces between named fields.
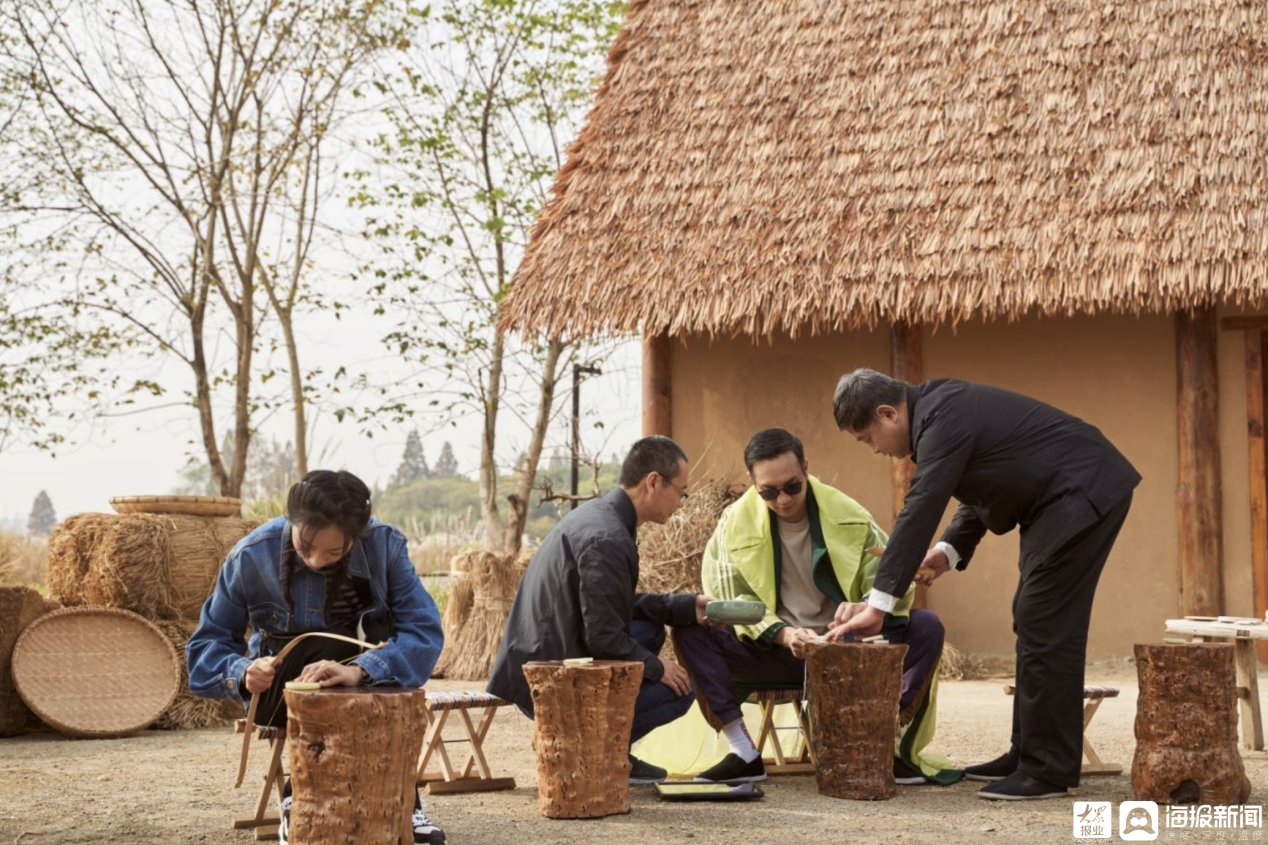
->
xmin=638 ymin=480 xmax=741 ymax=595
xmin=47 ymin=513 xmax=261 ymax=621
xmin=503 ymin=0 xmax=1268 ymax=340
xmin=0 ymin=587 xmax=58 ymax=736
xmin=433 ymin=548 xmax=532 ymax=680
xmin=152 ymin=619 xmax=241 ymax=730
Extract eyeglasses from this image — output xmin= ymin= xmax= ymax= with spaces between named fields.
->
xmin=757 ymin=479 xmax=804 ymax=501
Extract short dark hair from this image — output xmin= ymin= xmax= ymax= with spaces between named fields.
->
xmin=619 ymin=436 xmax=688 ymax=487
xmin=743 ymin=428 xmax=805 ymax=473
xmin=286 ymin=469 xmax=373 ymax=547
xmin=832 ymin=368 xmax=908 ymax=431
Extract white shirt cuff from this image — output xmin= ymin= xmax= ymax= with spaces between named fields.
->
xmin=934 ymin=541 xmax=961 ymax=569
xmin=867 ymin=590 xmax=899 ymax=613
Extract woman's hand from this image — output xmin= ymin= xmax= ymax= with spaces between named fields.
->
xmin=297 ymin=660 xmax=366 ymax=688
xmin=243 ymin=657 xmax=277 ymax=694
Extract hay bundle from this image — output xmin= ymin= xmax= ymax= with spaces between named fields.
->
xmin=0 ymin=586 xmax=59 ymax=736
xmin=47 ymin=513 xmax=261 ymax=620
xmin=152 ymin=620 xmax=240 ymax=730
xmin=433 ymin=549 xmax=525 ymax=680
xmin=637 ymin=479 xmax=741 ymax=595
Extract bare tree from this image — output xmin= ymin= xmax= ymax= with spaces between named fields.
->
xmin=3 ymin=0 xmax=399 ymax=491
xmin=357 ymin=0 xmax=620 ymax=554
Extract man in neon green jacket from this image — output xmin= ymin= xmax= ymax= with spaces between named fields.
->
xmin=674 ymin=428 xmax=958 ymax=785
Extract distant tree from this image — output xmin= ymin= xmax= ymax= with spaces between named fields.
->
xmin=26 ymin=490 xmax=55 ymax=535
xmin=390 ymin=430 xmax=431 ymax=488
xmin=433 ymin=441 xmax=459 ymax=479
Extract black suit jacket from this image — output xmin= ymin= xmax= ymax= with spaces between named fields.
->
xmin=872 ymin=379 xmax=1141 ymax=598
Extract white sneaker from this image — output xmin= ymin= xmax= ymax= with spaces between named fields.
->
xmin=277 ymin=796 xmax=292 ymax=845
xmin=413 ymin=805 xmax=447 ymax=844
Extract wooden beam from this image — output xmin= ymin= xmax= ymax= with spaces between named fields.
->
xmin=890 ymin=322 xmax=925 ymax=607
xmin=1244 ymin=330 xmax=1268 ymax=660
xmin=1221 ymin=315 xmax=1268 ymax=332
xmin=1176 ymin=308 xmax=1224 ymax=617
xmin=642 ymin=333 xmax=672 ymax=437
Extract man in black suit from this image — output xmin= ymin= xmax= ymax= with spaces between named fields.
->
xmin=827 ymin=370 xmax=1139 ymax=801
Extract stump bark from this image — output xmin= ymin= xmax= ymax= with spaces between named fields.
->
xmin=286 ymin=687 xmax=428 ymax=845
xmin=522 ymin=660 xmax=643 ymax=818
xmin=804 ymin=641 xmax=908 ymax=800
xmin=1132 ymin=643 xmax=1251 ymax=804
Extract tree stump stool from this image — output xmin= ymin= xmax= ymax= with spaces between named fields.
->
xmin=285 ymin=686 xmax=429 ymax=845
xmin=522 ymin=659 xmax=643 ymax=819
xmin=804 ymin=641 xmax=907 ymax=800
xmin=1132 ymin=643 xmax=1251 ymax=805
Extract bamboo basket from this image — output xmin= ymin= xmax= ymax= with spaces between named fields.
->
xmin=109 ymin=495 xmax=242 ymax=517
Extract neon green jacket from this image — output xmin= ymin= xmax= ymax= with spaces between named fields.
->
xmin=701 ymin=475 xmax=913 ymax=644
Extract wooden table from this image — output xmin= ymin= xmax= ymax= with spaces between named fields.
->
xmin=1163 ymin=616 xmax=1266 ymax=750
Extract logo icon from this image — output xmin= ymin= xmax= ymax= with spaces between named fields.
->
xmin=1119 ymin=801 xmax=1160 ymax=841
xmin=1073 ymin=801 xmax=1112 ymax=839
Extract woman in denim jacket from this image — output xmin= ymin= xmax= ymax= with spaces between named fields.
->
xmin=187 ymin=469 xmax=446 ymax=845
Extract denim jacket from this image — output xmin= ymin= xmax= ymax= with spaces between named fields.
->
xmin=187 ymin=516 xmax=444 ymax=704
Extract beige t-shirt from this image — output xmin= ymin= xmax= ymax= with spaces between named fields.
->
xmin=775 ymin=516 xmax=837 ymax=634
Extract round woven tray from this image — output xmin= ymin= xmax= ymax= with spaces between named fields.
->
xmin=12 ymin=606 xmax=180 ymax=737
xmin=109 ymin=495 xmax=242 ymax=517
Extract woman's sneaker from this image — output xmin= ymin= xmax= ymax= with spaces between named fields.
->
xmin=278 ymin=796 xmax=292 ymax=845
xmin=412 ymin=807 xmax=446 ymax=844
xmin=280 ymin=795 xmax=446 ymax=845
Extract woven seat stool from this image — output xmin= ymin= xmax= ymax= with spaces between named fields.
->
xmin=231 ymin=719 xmax=286 ymax=842
xmin=417 ymin=691 xmax=517 ymax=794
xmin=748 ymin=687 xmax=815 ymax=775
xmin=1004 ymin=684 xmax=1122 ymax=776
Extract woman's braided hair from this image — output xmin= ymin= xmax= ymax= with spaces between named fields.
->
xmin=279 ymin=470 xmax=373 ymax=616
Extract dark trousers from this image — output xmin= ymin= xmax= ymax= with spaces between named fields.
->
xmin=515 ymin=620 xmax=696 ymax=745
xmin=1011 ymin=493 xmax=1132 ymax=787
xmin=673 ymin=609 xmax=946 ymax=727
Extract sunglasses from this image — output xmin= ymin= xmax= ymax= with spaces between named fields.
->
xmin=757 ymin=479 xmax=804 ymax=501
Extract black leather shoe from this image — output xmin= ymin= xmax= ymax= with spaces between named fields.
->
xmin=977 ymin=770 xmax=1068 ymax=801
xmin=963 ymin=748 xmax=1019 ymax=782
xmin=628 ymin=754 xmax=668 ymax=785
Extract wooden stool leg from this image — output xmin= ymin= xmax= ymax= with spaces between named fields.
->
xmin=1234 ymin=639 xmax=1265 ymax=751
xmin=420 ymin=706 xmax=517 ymax=795
xmin=1079 ymin=698 xmax=1122 ymax=776
xmin=232 ymin=734 xmax=285 ymax=834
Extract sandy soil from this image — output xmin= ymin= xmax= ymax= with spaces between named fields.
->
xmin=2 ymin=664 xmax=1265 ymax=845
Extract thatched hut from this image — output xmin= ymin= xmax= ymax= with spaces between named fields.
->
xmin=502 ymin=0 xmax=1268 ymax=657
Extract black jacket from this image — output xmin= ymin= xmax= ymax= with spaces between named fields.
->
xmin=486 ymin=488 xmax=698 ymax=714
xmin=873 ymin=379 xmax=1141 ymax=598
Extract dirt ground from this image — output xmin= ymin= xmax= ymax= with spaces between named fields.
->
xmin=2 ymin=663 xmax=1265 ymax=845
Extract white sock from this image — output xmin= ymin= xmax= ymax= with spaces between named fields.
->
xmin=721 ymin=718 xmax=759 ymax=763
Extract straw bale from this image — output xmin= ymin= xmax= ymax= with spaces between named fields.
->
xmin=502 ymin=0 xmax=1268 ymax=341
xmin=433 ymin=549 xmax=524 ymax=680
xmin=152 ymin=619 xmax=240 ymax=730
xmin=0 ymin=587 xmax=58 ymax=736
xmin=637 ymin=480 xmax=741 ymax=595
xmin=47 ymin=513 xmax=261 ymax=620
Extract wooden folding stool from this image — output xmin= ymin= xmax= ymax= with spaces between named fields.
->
xmin=231 ymin=719 xmax=286 ymax=842
xmin=417 ymin=691 xmax=517 ymax=794
xmin=748 ymin=687 xmax=815 ymax=775
xmin=1004 ymin=684 xmax=1122 ymax=776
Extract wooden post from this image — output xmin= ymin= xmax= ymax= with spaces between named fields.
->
xmin=522 ymin=660 xmax=643 ymax=819
xmin=1131 ymin=643 xmax=1250 ymax=804
xmin=890 ymin=322 xmax=925 ymax=607
xmin=642 ymin=333 xmax=672 ymax=437
xmin=286 ymin=687 xmax=429 ymax=845
xmin=1245 ymin=330 xmax=1268 ymax=660
xmin=804 ymin=641 xmax=908 ymax=800
xmin=1176 ymin=309 xmax=1224 ymax=617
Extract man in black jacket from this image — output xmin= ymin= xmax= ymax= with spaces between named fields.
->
xmin=487 ymin=435 xmax=710 ymax=784
xmin=828 ymin=370 xmax=1140 ymax=801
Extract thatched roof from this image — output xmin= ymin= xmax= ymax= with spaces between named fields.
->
xmin=503 ymin=0 xmax=1268 ymax=339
